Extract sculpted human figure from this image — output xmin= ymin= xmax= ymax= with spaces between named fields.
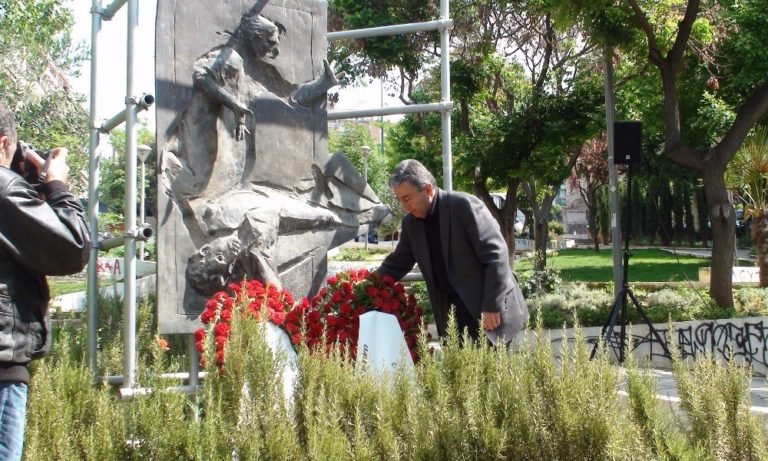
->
xmin=185 ymin=153 xmax=390 ymax=296
xmin=162 ymin=13 xmax=339 ymax=201
xmin=161 ymin=11 xmax=389 ymax=297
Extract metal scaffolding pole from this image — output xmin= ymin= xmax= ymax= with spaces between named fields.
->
xmin=122 ymin=0 xmax=139 ymax=390
xmin=327 ymin=102 xmax=453 ymax=120
xmin=604 ymin=46 xmax=623 ymax=296
xmin=327 ymin=9 xmax=454 ymax=189
xmin=86 ymin=0 xmax=104 ymax=375
xmin=439 ymin=0 xmax=452 ymax=191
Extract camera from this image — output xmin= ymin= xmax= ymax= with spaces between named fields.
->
xmin=11 ymin=142 xmax=51 ymax=186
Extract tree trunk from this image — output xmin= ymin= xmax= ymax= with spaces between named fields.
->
xmin=533 ymin=217 xmax=549 ymax=271
xmin=630 ymin=177 xmax=644 ymax=243
xmin=474 ymin=177 xmax=521 ymax=270
xmin=683 ymin=182 xmax=696 ymax=247
xmin=751 ymin=211 xmax=768 ymax=287
xmin=659 ymin=179 xmax=673 ymax=246
xmin=695 ymin=186 xmax=710 ymax=246
xmin=702 ymin=168 xmax=735 ymax=308
xmin=672 ymin=180 xmax=686 ymax=245
xmin=523 ymin=181 xmax=556 ymax=272
xmin=597 ymin=185 xmax=611 ymax=246
xmin=588 ymin=187 xmax=600 ymax=252
xmin=645 ymin=177 xmax=659 ymax=244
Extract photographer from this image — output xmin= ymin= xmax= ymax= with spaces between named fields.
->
xmin=0 ymin=102 xmax=89 ymax=460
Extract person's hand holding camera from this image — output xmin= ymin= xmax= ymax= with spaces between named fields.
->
xmin=24 ymin=147 xmax=69 ymax=185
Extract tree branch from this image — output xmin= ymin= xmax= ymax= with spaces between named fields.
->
xmin=714 ymin=79 xmax=768 ymax=168
xmin=667 ymin=0 xmax=701 ymax=66
xmin=626 ymin=0 xmax=663 ymax=65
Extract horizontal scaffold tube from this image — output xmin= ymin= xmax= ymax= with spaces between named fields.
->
xmin=328 ymin=18 xmax=452 ymax=41
xmin=328 ymin=101 xmax=453 ymax=120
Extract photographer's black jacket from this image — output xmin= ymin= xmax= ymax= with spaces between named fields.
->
xmin=0 ymin=166 xmax=89 ymax=383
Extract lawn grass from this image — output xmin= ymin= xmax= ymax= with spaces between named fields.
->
xmin=329 ymin=246 xmax=392 ymax=262
xmin=515 ymin=248 xmax=712 ymax=283
xmin=47 ymin=277 xmax=86 ymax=297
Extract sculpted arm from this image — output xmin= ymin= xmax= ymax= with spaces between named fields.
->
xmin=292 ymin=60 xmax=343 ymax=107
xmin=192 ymin=48 xmax=252 ymax=140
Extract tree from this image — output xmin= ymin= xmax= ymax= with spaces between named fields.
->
xmin=549 ymin=0 xmax=768 ymax=308
xmin=726 ymin=124 xmax=768 ymax=286
xmin=101 ymin=122 xmax=156 ymax=216
xmin=340 ymin=2 xmax=605 ymax=269
xmin=570 ymin=135 xmax=609 ymax=251
xmin=327 ymin=122 xmax=400 ymax=239
xmin=328 ymin=122 xmax=388 ymax=196
xmin=0 ymin=0 xmax=89 ymax=194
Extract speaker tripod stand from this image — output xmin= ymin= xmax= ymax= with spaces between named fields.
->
xmin=589 ymin=161 xmax=672 ymax=362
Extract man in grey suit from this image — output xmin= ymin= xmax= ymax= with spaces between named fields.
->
xmin=377 ymin=159 xmax=528 ymax=345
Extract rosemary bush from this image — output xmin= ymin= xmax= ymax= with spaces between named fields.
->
xmin=23 ymin=295 xmax=768 ymax=460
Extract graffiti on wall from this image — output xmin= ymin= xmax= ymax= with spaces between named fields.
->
xmin=595 ymin=319 xmax=768 ymax=368
xmin=675 ymin=320 xmax=768 ymax=367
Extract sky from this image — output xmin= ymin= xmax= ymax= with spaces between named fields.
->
xmin=69 ymin=1 xmax=401 ymax=130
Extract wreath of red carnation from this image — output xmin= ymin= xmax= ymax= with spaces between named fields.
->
xmin=284 ymin=268 xmax=423 ymax=362
xmin=194 ymin=279 xmax=294 ymax=370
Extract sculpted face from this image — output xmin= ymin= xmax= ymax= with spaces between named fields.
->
xmin=392 ymin=181 xmax=434 ymax=220
xmin=246 ymin=16 xmax=281 ymax=59
xmin=262 ymin=27 xmax=280 ymax=58
xmin=185 ymin=235 xmax=241 ymax=295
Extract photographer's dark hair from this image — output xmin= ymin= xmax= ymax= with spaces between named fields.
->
xmin=0 ymin=102 xmax=17 ymax=142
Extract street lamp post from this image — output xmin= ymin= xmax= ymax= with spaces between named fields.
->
xmin=360 ymin=145 xmax=372 ymax=251
xmin=136 ymin=144 xmax=152 ymax=260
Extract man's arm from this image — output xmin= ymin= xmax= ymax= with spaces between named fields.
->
xmin=0 ymin=150 xmax=89 ymax=275
xmin=376 ymin=222 xmax=416 ymax=281
xmin=458 ymin=194 xmax=511 ymax=315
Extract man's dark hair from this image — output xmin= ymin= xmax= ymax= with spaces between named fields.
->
xmin=0 ymin=102 xmax=17 ymax=143
xmin=388 ymin=159 xmax=436 ymax=191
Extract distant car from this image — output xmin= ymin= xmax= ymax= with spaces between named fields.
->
xmin=736 ymin=208 xmax=746 ymax=229
xmin=355 ymin=230 xmax=378 ymax=244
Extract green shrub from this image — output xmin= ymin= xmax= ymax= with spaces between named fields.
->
xmin=520 ymin=266 xmax=562 ymax=298
xmin=548 ymin=220 xmax=564 ymax=237
xmin=410 ymin=281 xmax=434 ymax=324
xmin=24 ymin=299 xmax=768 ymax=460
xmin=733 ymin=288 xmax=768 ymax=316
xmin=329 ymin=247 xmax=391 ymax=261
xmin=527 ymin=285 xmax=768 ymax=329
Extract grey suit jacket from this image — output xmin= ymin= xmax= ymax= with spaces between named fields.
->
xmin=378 ymin=188 xmax=528 ymax=343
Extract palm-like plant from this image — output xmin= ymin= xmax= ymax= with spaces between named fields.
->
xmin=726 ymin=125 xmax=768 ymax=286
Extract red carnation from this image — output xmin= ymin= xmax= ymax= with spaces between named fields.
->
xmin=284 ymin=269 xmax=422 ymax=361
xmin=213 ymin=322 xmax=230 ymax=339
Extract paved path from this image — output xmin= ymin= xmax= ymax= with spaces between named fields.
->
xmin=659 ymin=247 xmax=755 ymax=263
xmin=617 ymin=369 xmax=768 ymax=414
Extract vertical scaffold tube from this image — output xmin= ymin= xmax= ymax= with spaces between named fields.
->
xmin=440 ymin=0 xmax=452 ymax=191
xmin=122 ymin=0 xmax=139 ymax=389
xmin=86 ymin=0 xmax=103 ymax=377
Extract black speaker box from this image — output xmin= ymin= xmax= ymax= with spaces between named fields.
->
xmin=613 ymin=121 xmax=642 ymax=165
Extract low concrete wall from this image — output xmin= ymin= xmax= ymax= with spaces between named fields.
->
xmin=520 ymin=316 xmax=768 ymax=376
xmin=51 ymin=274 xmax=157 ymax=313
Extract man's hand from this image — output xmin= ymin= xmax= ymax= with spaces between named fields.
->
xmin=25 ymin=147 xmax=69 ymax=184
xmin=481 ymin=311 xmax=500 ymax=330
